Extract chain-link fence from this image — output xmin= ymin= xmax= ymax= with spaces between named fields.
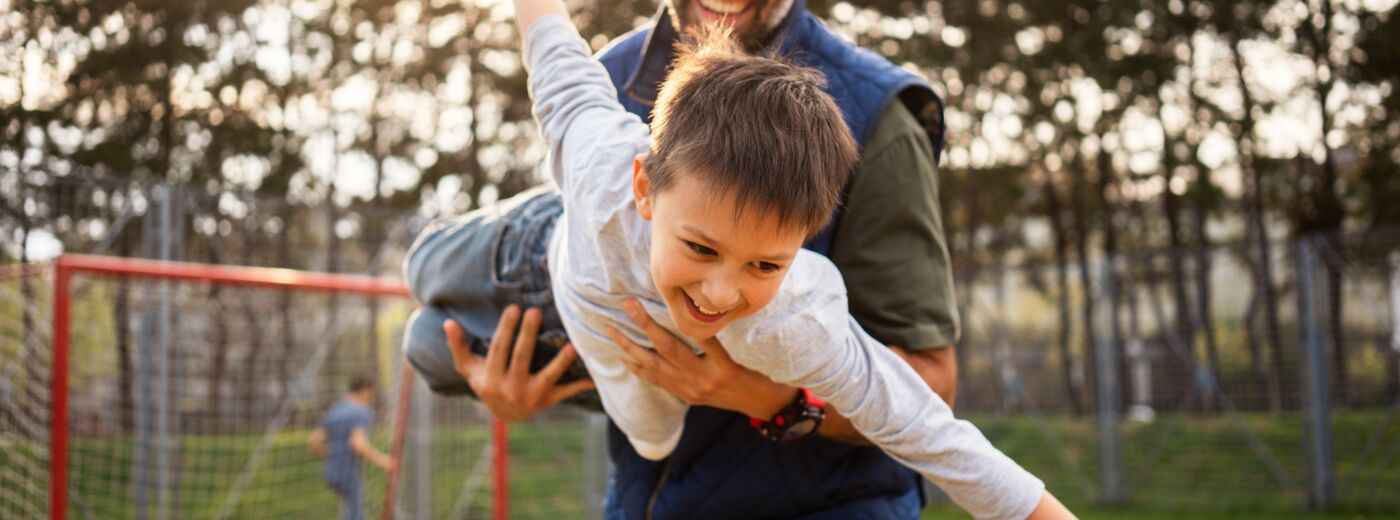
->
xmin=6 ymin=173 xmax=1400 ymax=516
xmin=0 ymin=175 xmax=605 ymax=519
xmin=0 ymin=261 xmax=605 ymax=519
xmin=947 ymin=229 xmax=1400 ymax=512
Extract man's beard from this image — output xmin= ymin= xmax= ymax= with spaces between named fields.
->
xmin=669 ymin=0 xmax=794 ymax=52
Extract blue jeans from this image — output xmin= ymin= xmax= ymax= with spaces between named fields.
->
xmin=327 ymin=474 xmax=363 ymax=520
xmin=402 ymin=186 xmax=599 ymax=409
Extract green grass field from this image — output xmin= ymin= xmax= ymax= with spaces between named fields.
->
xmin=3 ymin=409 xmax=1395 ymax=519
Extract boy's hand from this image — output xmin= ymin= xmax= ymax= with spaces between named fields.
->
xmin=607 ymin=299 xmax=793 ymax=420
xmin=444 ymin=306 xmax=595 ymax=423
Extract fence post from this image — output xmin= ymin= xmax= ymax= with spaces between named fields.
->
xmin=155 ymin=183 xmax=174 ymax=520
xmin=1095 ymin=257 xmax=1125 ymax=505
xmin=1295 ymin=235 xmax=1336 ymax=508
xmin=134 ymin=186 xmax=155 ymax=519
xmin=412 ymin=379 xmax=433 ymax=518
xmin=50 ymin=261 xmax=72 ymax=520
xmin=582 ymin=412 xmax=611 ymax=519
xmin=493 ymin=418 xmax=509 ymax=520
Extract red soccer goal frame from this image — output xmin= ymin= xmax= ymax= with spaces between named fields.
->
xmin=46 ymin=254 xmax=511 ymax=520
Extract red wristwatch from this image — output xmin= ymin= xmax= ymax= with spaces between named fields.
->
xmin=749 ymin=388 xmax=826 ymax=442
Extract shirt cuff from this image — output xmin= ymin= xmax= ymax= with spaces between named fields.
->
xmin=627 ymin=423 xmax=684 ymax=461
xmin=893 ymin=322 xmax=960 ymax=350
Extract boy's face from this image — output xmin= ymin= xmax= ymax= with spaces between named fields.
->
xmin=356 ymin=388 xmax=376 ymax=405
xmin=632 ymin=158 xmax=808 ymax=340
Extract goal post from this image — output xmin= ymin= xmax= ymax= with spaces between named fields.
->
xmin=30 ymin=254 xmax=513 ymax=520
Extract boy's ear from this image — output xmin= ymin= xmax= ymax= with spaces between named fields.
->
xmin=632 ymin=154 xmax=653 ymax=221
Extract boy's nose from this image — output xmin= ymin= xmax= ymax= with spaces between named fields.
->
xmin=701 ymin=273 xmax=741 ymax=311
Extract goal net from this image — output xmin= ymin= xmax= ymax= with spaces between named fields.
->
xmin=1 ymin=255 xmax=606 ymax=520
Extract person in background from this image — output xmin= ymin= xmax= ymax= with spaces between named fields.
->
xmin=308 ymin=376 xmax=394 ymax=520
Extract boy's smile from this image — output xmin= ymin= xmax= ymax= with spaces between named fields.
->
xmin=632 ymin=157 xmax=808 ymax=340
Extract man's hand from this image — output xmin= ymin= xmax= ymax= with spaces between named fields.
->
xmin=445 ymin=305 xmax=595 ymax=423
xmin=610 ymin=298 xmax=961 ymax=446
xmin=608 ymin=299 xmax=795 ymax=420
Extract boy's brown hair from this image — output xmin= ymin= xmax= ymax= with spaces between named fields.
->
xmin=646 ymin=29 xmax=857 ymax=236
xmin=348 ymin=376 xmax=375 ymax=394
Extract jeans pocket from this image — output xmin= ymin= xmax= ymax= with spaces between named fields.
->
xmin=490 ymin=190 xmax=563 ymax=302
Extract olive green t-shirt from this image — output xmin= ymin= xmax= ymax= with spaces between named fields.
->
xmin=829 ymin=100 xmax=960 ymax=350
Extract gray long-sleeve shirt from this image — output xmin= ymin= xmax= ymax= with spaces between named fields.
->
xmin=521 ymin=15 xmax=1044 ymax=519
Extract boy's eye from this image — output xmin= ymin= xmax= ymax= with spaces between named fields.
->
xmin=755 ymin=262 xmax=781 ymax=273
xmin=685 ymin=241 xmax=717 ymax=256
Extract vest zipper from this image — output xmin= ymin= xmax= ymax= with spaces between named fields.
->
xmin=644 ymin=457 xmax=673 ymax=520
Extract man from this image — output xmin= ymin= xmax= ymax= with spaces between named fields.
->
xmin=308 ymin=377 xmax=395 ymax=520
xmin=428 ymin=0 xmax=959 ymax=517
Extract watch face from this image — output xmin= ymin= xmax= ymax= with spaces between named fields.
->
xmin=780 ymin=418 xmax=818 ymax=441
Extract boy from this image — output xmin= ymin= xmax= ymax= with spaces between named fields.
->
xmin=308 ymin=377 xmax=394 ymax=520
xmin=404 ymin=0 xmax=1074 ymax=517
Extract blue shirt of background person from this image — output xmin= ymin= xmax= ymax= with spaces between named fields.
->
xmin=308 ymin=376 xmax=394 ymax=520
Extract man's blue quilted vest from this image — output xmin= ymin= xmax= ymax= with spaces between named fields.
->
xmin=596 ymin=2 xmax=945 ymax=517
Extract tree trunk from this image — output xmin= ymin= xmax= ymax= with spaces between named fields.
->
xmin=465 ymin=32 xmax=486 ymax=211
xmin=204 ymin=200 xmax=231 ymax=427
xmin=368 ymin=123 xmax=387 ymax=388
xmin=327 ymin=175 xmax=342 ymax=384
xmin=19 ymin=177 xmax=35 ymax=420
xmin=958 ymin=183 xmax=985 ymax=409
xmin=1192 ymin=204 xmax=1221 ymax=402
xmin=1257 ymin=213 xmax=1287 ymax=412
xmin=278 ymin=204 xmax=294 ymax=405
xmin=1241 ymin=278 xmax=1266 ymax=408
xmin=1228 ymin=27 xmax=1285 ymax=412
xmin=206 ymin=288 xmax=230 ymax=428
xmin=237 ymin=225 xmax=266 ymax=425
xmin=1070 ymin=144 xmax=1099 ymax=411
xmin=1160 ymin=121 xmax=1199 ymax=410
xmin=116 ymin=213 xmax=136 ymax=431
xmin=1045 ymin=177 xmax=1083 ymax=414
xmin=1123 ymin=248 xmax=1149 ymax=411
xmin=1326 ymin=244 xmax=1347 ymax=405
xmin=1307 ymin=0 xmax=1348 ymax=406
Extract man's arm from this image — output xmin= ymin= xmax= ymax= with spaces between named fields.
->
xmin=349 ymin=427 xmax=393 ymax=471
xmin=307 ymin=427 xmax=327 ymax=459
xmin=819 ymin=99 xmax=961 ymax=443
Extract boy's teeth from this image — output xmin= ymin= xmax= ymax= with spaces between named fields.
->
xmin=699 ymin=0 xmax=746 ymax=15
xmin=688 ymin=293 xmax=722 ymax=316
